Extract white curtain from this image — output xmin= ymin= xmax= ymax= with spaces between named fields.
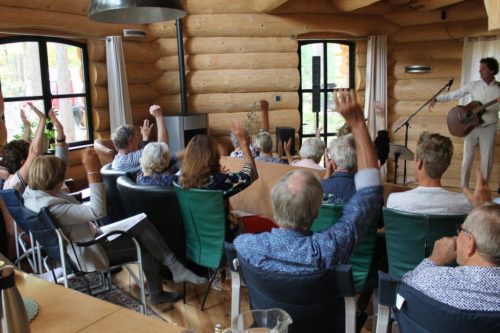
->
xmin=364 ymin=36 xmax=388 ymax=181
xmin=460 ymin=36 xmax=500 ymax=105
xmin=106 ymin=36 xmax=132 ymax=132
xmin=364 ymin=35 xmax=388 ymax=139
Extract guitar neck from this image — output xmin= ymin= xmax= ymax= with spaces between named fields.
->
xmin=472 ymin=98 xmax=498 ymax=114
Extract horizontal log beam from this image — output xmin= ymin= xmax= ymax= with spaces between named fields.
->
xmin=331 ymin=0 xmax=381 ymax=12
xmin=410 ymin=0 xmax=465 ymax=11
xmin=389 ymin=40 xmax=463 ymax=60
xmin=391 ymin=78 xmax=461 ymax=100
xmin=389 ymin=19 xmax=488 ymax=43
xmin=88 ymin=40 xmax=161 ymax=63
xmin=155 ymin=92 xmax=299 ymax=114
xmin=484 ymin=0 xmax=500 ymax=32
xmin=92 ymin=104 xmax=152 ymax=131
xmin=90 ymin=62 xmax=163 ymax=85
xmin=0 ymin=5 xmax=145 ymax=38
xmin=249 ymin=0 xmax=289 ymax=12
xmin=384 ymin=1 xmax=487 ymax=26
xmin=149 ymin=14 xmax=399 ymax=38
xmin=184 ymin=37 xmax=298 ymax=54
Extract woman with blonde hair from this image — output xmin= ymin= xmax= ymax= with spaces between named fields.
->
xmin=137 ymin=142 xmax=179 ymax=186
xmin=23 ymin=149 xmax=206 ymax=306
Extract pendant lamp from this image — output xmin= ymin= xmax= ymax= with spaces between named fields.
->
xmin=88 ymin=0 xmax=185 ymax=24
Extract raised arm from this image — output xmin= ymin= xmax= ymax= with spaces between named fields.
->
xmin=20 ymin=109 xmax=31 ymax=142
xmin=17 ymin=103 xmax=46 ymax=182
xmin=48 ymin=108 xmax=69 ymax=165
xmin=150 ymin=105 xmax=168 ymax=144
xmin=232 ymin=120 xmax=256 ymax=169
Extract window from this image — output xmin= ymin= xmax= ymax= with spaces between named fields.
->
xmin=0 ymin=36 xmax=92 ymax=146
xmin=299 ymin=41 xmax=355 ymax=145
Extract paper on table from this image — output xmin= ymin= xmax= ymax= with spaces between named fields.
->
xmin=100 ymin=213 xmax=147 ymax=241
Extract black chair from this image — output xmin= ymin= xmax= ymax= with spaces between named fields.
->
xmin=116 ymin=176 xmax=186 ymax=266
xmin=376 ymin=272 xmax=500 ymax=333
xmin=100 ymin=163 xmax=129 ymax=222
xmin=225 ymin=243 xmax=357 ymax=333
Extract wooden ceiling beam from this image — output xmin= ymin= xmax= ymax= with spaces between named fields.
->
xmin=484 ymin=0 xmax=500 ymax=32
xmin=248 ymin=0 xmax=290 ymax=12
xmin=331 ymin=0 xmax=381 ymax=12
xmin=410 ymin=0 xmax=465 ymax=11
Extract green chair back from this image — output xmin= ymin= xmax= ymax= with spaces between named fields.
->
xmin=311 ymin=204 xmax=379 ymax=293
xmin=310 ymin=204 xmax=343 ymax=232
xmin=174 ymin=184 xmax=226 ymax=270
xmin=383 ymin=207 xmax=466 ymax=279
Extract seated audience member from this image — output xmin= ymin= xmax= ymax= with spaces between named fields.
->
xmin=387 ymin=132 xmax=471 ymax=215
xmin=111 ymin=105 xmax=169 ymax=174
xmin=402 ymin=191 xmax=499 ymax=311
xmin=234 ymin=89 xmax=383 ymax=272
xmin=1 ymin=105 xmax=68 ymax=194
xmin=254 ymin=100 xmax=285 ymax=164
xmin=322 ymin=134 xmax=356 ymax=204
xmin=137 ymin=142 xmax=178 ymax=186
xmin=285 ymin=136 xmax=325 ymax=170
xmin=23 ymin=149 xmax=206 ymax=305
xmin=180 ymin=121 xmax=258 ymax=237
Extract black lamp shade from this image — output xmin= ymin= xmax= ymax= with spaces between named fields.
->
xmin=88 ymin=0 xmax=186 ymax=24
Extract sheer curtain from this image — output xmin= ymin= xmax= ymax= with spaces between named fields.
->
xmin=460 ymin=36 xmax=500 ymax=105
xmin=364 ymin=36 xmax=388 ymax=180
xmin=364 ymin=35 xmax=388 ymax=139
xmin=106 ymin=36 xmax=132 ymax=132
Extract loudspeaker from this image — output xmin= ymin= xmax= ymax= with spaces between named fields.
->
xmin=312 ymin=56 xmax=321 ymax=113
xmin=276 ymin=127 xmax=295 ymax=155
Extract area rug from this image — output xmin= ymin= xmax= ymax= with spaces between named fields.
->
xmin=67 ymin=272 xmax=161 ymax=319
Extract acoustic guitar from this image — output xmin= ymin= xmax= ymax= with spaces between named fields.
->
xmin=446 ymin=98 xmax=499 ymax=137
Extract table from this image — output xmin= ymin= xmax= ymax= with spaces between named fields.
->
xmin=13 ymin=270 xmax=185 ymax=333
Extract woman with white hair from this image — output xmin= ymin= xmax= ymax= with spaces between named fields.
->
xmin=322 ymin=134 xmax=357 ymax=204
xmin=137 ymin=142 xmax=179 ymax=186
xmin=285 ymin=137 xmax=325 ymax=170
xmin=254 ymin=131 xmax=285 ymax=164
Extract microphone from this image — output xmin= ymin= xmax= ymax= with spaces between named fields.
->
xmin=446 ymin=78 xmax=454 ymax=91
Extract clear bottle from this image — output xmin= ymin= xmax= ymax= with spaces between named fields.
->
xmin=214 ymin=323 xmax=225 ymax=333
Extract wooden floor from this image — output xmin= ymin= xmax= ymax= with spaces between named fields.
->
xmin=113 ymin=267 xmax=374 ymax=333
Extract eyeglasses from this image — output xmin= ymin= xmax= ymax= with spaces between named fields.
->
xmin=456 ymin=224 xmax=470 ymax=236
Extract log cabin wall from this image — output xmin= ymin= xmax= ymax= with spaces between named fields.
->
xmin=385 ymin=0 xmax=499 ymax=189
xmin=0 ymin=0 xmax=497 ymax=191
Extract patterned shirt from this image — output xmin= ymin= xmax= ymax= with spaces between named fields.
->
xmin=255 ymin=155 xmax=286 ymax=164
xmin=234 ymin=169 xmax=383 ymax=273
xmin=112 ymin=150 xmax=143 ymax=174
xmin=436 ymin=79 xmax=499 ymax=126
xmin=402 ymin=259 xmax=500 ymax=311
xmin=321 ymin=171 xmax=356 ymax=204
xmin=387 ymin=187 xmax=472 ymax=215
xmin=137 ymin=172 xmax=179 ymax=187
xmin=230 ymin=143 xmax=260 ymax=159
xmin=199 ymin=162 xmax=258 ymax=198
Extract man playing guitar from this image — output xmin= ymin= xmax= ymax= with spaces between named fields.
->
xmin=430 ymin=57 xmax=499 ymax=187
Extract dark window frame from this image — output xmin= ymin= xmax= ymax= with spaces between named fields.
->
xmin=298 ymin=40 xmax=355 ymax=145
xmin=0 ymin=36 xmax=93 ymax=147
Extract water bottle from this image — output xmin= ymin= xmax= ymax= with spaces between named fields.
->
xmin=0 ymin=267 xmax=30 ymax=333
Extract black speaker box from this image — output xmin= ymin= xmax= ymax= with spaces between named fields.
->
xmin=276 ymin=127 xmax=295 ymax=155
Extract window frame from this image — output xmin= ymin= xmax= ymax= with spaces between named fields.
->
xmin=0 ymin=35 xmax=93 ymax=147
xmin=298 ymin=40 xmax=355 ymax=145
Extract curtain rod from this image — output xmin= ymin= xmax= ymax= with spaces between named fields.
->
xmin=0 ymin=30 xmax=105 ymax=40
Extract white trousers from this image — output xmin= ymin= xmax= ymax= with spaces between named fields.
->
xmin=461 ymin=123 xmax=497 ymax=187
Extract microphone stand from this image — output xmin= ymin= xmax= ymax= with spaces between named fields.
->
xmin=394 ymin=79 xmax=453 ymax=183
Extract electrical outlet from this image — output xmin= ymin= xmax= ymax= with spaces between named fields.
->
xmin=275 ymin=95 xmax=282 ymax=102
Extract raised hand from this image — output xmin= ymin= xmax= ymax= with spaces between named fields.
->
xmin=428 ymin=98 xmax=437 ymax=112
xmin=26 ymin=102 xmax=46 ymax=119
xmin=374 ymin=101 xmax=385 ymax=115
xmin=315 ymin=126 xmax=323 ymax=139
xmin=259 ymin=99 xmax=269 ymax=112
xmin=333 ymin=90 xmax=364 ymax=126
xmin=149 ymin=104 xmax=163 ymax=118
xmin=20 ymin=109 xmax=30 ymax=126
xmin=230 ymin=120 xmax=250 ymax=145
xmin=429 ymin=237 xmax=457 ymax=266
xmin=140 ymin=118 xmax=153 ymax=141
xmin=81 ymin=148 xmax=101 ymax=173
